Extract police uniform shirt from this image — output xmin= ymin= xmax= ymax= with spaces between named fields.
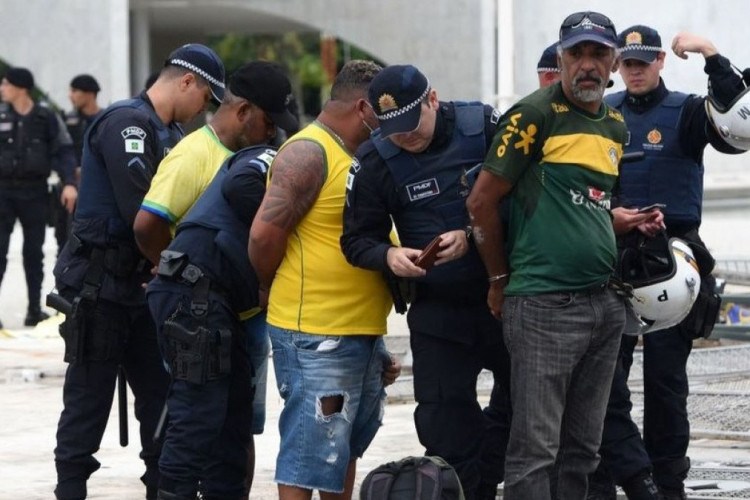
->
xmin=64 ymin=109 xmax=102 ymax=164
xmin=56 ymin=92 xmax=183 ymax=305
xmin=619 ymin=54 xmax=743 ymax=159
xmin=0 ymin=102 xmax=77 ymax=184
xmin=342 ymin=101 xmax=499 ymax=271
xmin=76 ymin=92 xmax=182 ymax=228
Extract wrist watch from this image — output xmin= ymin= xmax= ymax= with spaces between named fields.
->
xmin=464 ymin=225 xmax=473 ymax=241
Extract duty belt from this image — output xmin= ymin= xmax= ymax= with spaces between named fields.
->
xmin=0 ymin=177 xmax=47 ymax=188
xmin=68 ymin=233 xmax=150 ymax=278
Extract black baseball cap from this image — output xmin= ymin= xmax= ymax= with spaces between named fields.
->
xmin=559 ymin=11 xmax=618 ymax=50
xmin=229 ymin=61 xmax=299 ymax=133
xmin=618 ymin=25 xmax=663 ymax=63
xmin=537 ymin=43 xmax=560 ymax=73
xmin=4 ymin=67 xmax=34 ymax=90
xmin=368 ymin=64 xmax=430 ymax=137
xmin=70 ymin=74 xmax=100 ymax=93
xmin=165 ymin=43 xmax=225 ymax=105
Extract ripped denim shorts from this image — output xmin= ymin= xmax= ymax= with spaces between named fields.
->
xmin=268 ymin=325 xmax=389 ymax=493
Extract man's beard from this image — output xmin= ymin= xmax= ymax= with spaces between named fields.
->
xmin=572 ymin=76 xmax=606 ymax=103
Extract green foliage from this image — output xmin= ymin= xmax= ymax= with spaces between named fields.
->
xmin=206 ymin=32 xmax=381 ymax=118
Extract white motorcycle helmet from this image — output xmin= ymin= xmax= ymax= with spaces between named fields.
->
xmin=619 ymin=236 xmax=701 ymax=335
xmin=705 ymin=85 xmax=750 ymax=151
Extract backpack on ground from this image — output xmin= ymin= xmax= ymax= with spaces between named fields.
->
xmin=360 ymin=455 xmax=465 ymax=500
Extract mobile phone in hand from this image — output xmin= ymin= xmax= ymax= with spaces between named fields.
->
xmin=637 ymin=203 xmax=666 ymax=213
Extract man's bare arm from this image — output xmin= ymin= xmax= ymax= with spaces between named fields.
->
xmin=249 ymin=140 xmax=326 ymax=288
xmin=466 ymin=170 xmax=514 ymax=319
xmin=133 ymin=209 xmax=172 ymax=265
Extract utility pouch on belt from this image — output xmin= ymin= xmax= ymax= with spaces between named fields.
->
xmin=680 ymin=237 xmax=721 ymax=340
xmin=157 ymin=250 xmax=189 ymax=278
xmin=47 ymin=292 xmax=88 ymax=364
xmin=681 ymin=273 xmax=722 ymax=340
xmin=163 ymin=319 xmax=232 ymax=384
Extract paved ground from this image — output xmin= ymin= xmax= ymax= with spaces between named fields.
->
xmin=0 ymin=332 xmax=428 ymax=500
xmin=2 ymin=226 xmax=750 ymax=499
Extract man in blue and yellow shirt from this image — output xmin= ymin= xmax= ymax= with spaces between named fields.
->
xmin=467 ymin=11 xmax=661 ymax=499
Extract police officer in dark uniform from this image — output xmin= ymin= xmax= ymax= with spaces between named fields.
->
xmin=54 ymin=74 xmax=102 ymax=253
xmin=144 ymin=66 xmax=297 ymax=500
xmin=341 ymin=64 xmax=511 ymax=500
xmin=147 ymin=143 xmax=278 ymax=500
xmin=50 ymin=44 xmax=225 ymax=500
xmin=0 ymin=67 xmax=77 ymax=328
xmin=588 ymin=28 xmax=747 ymax=500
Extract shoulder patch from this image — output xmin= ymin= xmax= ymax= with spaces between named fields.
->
xmin=256 ymin=149 xmax=277 ymax=168
xmin=122 ymin=126 xmax=147 ymax=154
xmin=121 ymin=126 xmax=147 ymax=140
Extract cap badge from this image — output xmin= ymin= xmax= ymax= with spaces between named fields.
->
xmin=625 ymin=31 xmax=643 ymax=46
xmin=378 ymin=93 xmax=398 ymax=113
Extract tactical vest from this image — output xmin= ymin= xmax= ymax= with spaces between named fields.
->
xmin=372 ymin=102 xmax=487 ymax=283
xmin=175 ymin=145 xmax=275 ymax=307
xmin=73 ymin=96 xmax=182 ymax=247
xmin=64 ymin=110 xmax=98 ymax=164
xmin=606 ymin=91 xmax=703 ymax=226
xmin=0 ymin=102 xmax=54 ymax=180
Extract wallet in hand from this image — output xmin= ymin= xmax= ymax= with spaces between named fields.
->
xmin=414 ymin=235 xmax=443 ymax=270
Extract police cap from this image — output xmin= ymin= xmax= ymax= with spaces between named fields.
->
xmin=70 ymin=74 xmax=101 ymax=94
xmin=4 ymin=67 xmax=34 ymax=90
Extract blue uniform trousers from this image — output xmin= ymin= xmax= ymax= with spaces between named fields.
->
xmin=0 ymin=183 xmax=48 ymax=308
xmin=598 ymin=328 xmax=693 ymax=491
xmin=54 ymin=297 xmax=169 ymax=500
xmin=148 ymin=283 xmax=253 ymax=499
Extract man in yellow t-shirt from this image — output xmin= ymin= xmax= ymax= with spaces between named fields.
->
xmin=249 ymin=60 xmax=400 ymax=500
xmin=133 ymin=60 xmax=298 ymax=498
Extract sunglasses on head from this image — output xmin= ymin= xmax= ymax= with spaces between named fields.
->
xmin=561 ymin=11 xmax=614 ymax=29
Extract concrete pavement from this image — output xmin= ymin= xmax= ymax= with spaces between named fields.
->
xmin=2 ymin=226 xmax=750 ymax=499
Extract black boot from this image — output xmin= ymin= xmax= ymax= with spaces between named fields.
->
xmin=476 ymin=482 xmax=498 ymax=500
xmin=658 ymin=488 xmax=687 ymax=500
xmin=587 ymin=473 xmax=617 ymax=500
xmin=622 ymin=470 xmax=660 ymax=500
xmin=654 ymin=457 xmax=690 ymax=500
xmin=24 ymin=306 xmax=50 ymax=326
xmin=156 ymin=489 xmax=196 ymax=500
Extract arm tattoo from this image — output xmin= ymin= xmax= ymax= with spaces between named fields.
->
xmin=261 ymin=140 xmax=325 ymax=230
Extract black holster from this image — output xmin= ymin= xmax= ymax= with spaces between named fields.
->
xmin=48 ymin=182 xmax=62 ymax=228
xmin=386 ymin=273 xmax=414 ymax=314
xmin=47 ymin=292 xmax=90 ymax=365
xmin=158 ymin=250 xmax=232 ymax=383
xmin=162 ymin=319 xmax=232 ymax=385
